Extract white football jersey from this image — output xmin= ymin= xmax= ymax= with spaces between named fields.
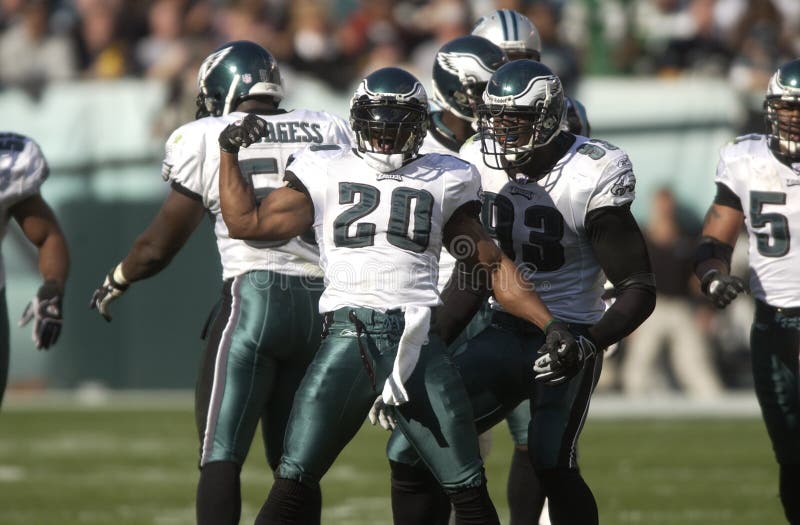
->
xmin=0 ymin=133 xmax=49 ymax=287
xmin=460 ymin=135 xmax=636 ymax=324
xmin=715 ymin=134 xmax=800 ymax=308
xmin=163 ymin=109 xmax=353 ymax=280
xmin=288 ymin=146 xmax=482 ymax=313
xmin=419 ymin=130 xmax=461 ymax=291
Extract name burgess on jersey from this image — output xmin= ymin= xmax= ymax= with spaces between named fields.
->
xmin=161 ymin=109 xmax=353 ymax=280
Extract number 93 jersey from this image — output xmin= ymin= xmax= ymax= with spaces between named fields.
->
xmin=287 ymin=146 xmax=481 ymax=313
xmin=0 ymin=133 xmax=49 ymax=287
xmin=715 ymin=134 xmax=800 ymax=308
xmin=162 ymin=109 xmax=353 ymax=280
xmin=460 ymin=135 xmax=636 ymax=324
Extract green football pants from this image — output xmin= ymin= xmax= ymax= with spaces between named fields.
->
xmin=195 ymin=271 xmax=324 ymax=469
xmin=276 ymin=306 xmax=485 ymax=493
xmin=388 ymin=311 xmax=602 ymax=470
xmin=751 ymin=300 xmax=800 ymax=465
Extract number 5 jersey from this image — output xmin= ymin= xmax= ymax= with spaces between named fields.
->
xmin=715 ymin=134 xmax=800 ymax=308
xmin=459 ymin=135 xmax=637 ymax=324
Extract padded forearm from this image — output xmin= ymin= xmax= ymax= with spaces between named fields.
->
xmin=589 ymin=285 xmax=656 ymax=349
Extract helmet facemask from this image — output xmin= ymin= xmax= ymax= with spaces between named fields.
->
xmin=766 ymin=97 xmax=800 ymax=163
xmin=478 ymin=80 xmax=564 ymax=170
xmin=351 ymin=97 xmax=428 ymax=156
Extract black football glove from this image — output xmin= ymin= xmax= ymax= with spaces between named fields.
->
xmin=534 ymin=321 xmax=595 ymax=386
xmin=19 ymin=280 xmax=63 ymax=350
xmin=218 ymin=114 xmax=267 ymax=154
xmin=700 ymin=270 xmax=746 ymax=309
xmin=89 ymin=265 xmax=129 ymax=322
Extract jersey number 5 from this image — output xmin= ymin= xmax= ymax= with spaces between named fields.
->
xmin=750 ymin=191 xmax=790 ymax=257
xmin=333 ymin=182 xmax=434 ymax=252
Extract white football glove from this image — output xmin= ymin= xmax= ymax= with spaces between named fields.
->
xmin=89 ymin=264 xmax=129 ymax=322
xmin=368 ymin=396 xmax=397 ymax=431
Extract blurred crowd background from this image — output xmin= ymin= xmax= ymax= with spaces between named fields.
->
xmin=1 ymin=0 xmax=796 ymax=399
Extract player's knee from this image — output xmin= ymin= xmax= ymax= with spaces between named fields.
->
xmin=390 ymin=460 xmax=439 ymax=490
xmin=275 ymin=460 xmax=321 ymax=488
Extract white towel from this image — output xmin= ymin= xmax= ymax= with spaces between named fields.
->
xmin=381 ymin=305 xmax=431 ymax=406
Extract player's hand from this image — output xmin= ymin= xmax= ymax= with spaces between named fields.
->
xmin=700 ymin=270 xmax=746 ymax=309
xmin=368 ymin=396 xmax=397 ymax=431
xmin=19 ymin=280 xmax=63 ymax=350
xmin=218 ymin=114 xmax=267 ymax=154
xmin=89 ymin=266 xmax=129 ymax=322
xmin=534 ymin=321 xmax=594 ymax=386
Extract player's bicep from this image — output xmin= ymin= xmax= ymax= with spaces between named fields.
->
xmin=10 ymin=193 xmax=64 ymax=247
xmin=256 ymin=185 xmax=314 ymax=240
xmin=443 ymin=201 xmax=500 ymax=269
xmin=702 ymin=204 xmax=744 ymax=247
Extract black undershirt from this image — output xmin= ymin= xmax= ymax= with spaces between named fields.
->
xmin=584 ymin=204 xmax=656 ymax=349
xmin=713 ymin=182 xmax=743 ymax=211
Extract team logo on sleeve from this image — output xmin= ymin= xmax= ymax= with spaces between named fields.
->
xmin=610 ymin=171 xmax=636 ymax=196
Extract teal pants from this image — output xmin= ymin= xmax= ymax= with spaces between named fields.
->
xmin=751 ymin=300 xmax=800 ymax=465
xmin=195 ymin=271 xmax=323 ymax=469
xmin=388 ymin=311 xmax=602 ymax=470
xmin=276 ymin=307 xmax=485 ymax=492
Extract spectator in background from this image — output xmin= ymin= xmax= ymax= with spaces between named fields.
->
xmin=0 ymin=0 xmax=76 ymax=89
xmin=134 ymin=0 xmax=190 ymax=80
xmin=526 ymin=0 xmax=581 ymax=93
xmin=336 ymin=0 xmax=405 ymax=72
xmin=73 ymin=0 xmax=129 ymax=78
xmin=622 ymin=188 xmax=724 ymax=398
xmin=727 ymin=0 xmax=794 ymax=135
xmin=655 ymin=0 xmax=732 ymax=76
xmin=287 ymin=0 xmax=350 ymax=91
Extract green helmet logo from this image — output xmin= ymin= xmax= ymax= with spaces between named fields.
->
xmin=432 ymin=36 xmax=507 ymax=123
xmin=765 ymin=58 xmax=800 ymax=164
xmin=196 ymin=41 xmax=283 ymax=119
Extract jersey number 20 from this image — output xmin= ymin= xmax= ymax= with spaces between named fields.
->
xmin=333 ymin=182 xmax=434 ymax=252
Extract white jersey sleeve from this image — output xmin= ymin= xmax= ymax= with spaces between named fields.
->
xmin=162 ymin=120 xmax=207 ymax=202
xmin=0 ymin=133 xmax=49 ymax=207
xmin=584 ymin=141 xmax=636 ymax=215
xmin=440 ymin=155 xmax=482 ymax=224
xmin=284 ymin=144 xmax=347 ymax=225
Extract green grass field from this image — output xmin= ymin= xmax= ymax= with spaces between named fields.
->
xmin=0 ymin=401 xmax=785 ymax=525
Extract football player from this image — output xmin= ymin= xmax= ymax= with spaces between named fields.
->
xmin=475 ymin=10 xmax=592 ymax=523
xmin=694 ymin=58 xmax=800 ymax=525
xmin=88 ymin=41 xmax=352 ymax=525
xmin=0 ymin=132 xmax=69 ymax=406
xmin=382 ymin=61 xmax=656 ymax=525
xmin=217 ymin=66 xmax=576 ymax=525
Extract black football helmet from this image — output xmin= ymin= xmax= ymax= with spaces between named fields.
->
xmin=195 ymin=41 xmax=284 ymax=119
xmin=765 ymin=58 xmax=800 ymax=164
xmin=478 ymin=60 xmax=565 ymax=169
xmin=350 ymin=67 xmax=428 ymax=157
xmin=432 ymin=35 xmax=507 ymax=122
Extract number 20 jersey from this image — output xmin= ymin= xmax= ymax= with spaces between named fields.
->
xmin=460 ymin=135 xmax=636 ymax=324
xmin=715 ymin=135 xmax=800 ymax=308
xmin=287 ymin=146 xmax=481 ymax=313
xmin=162 ymin=109 xmax=353 ymax=280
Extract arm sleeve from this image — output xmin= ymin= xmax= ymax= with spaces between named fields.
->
xmin=585 ymin=204 xmax=656 ymax=349
xmin=585 ymin=151 xmax=636 ymax=214
xmin=161 ymin=124 xmax=205 ymax=203
xmin=2 ymin=136 xmax=49 ymax=206
xmin=713 ymin=181 xmax=742 ymax=211
xmin=441 ymin=160 xmax=482 ymax=224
